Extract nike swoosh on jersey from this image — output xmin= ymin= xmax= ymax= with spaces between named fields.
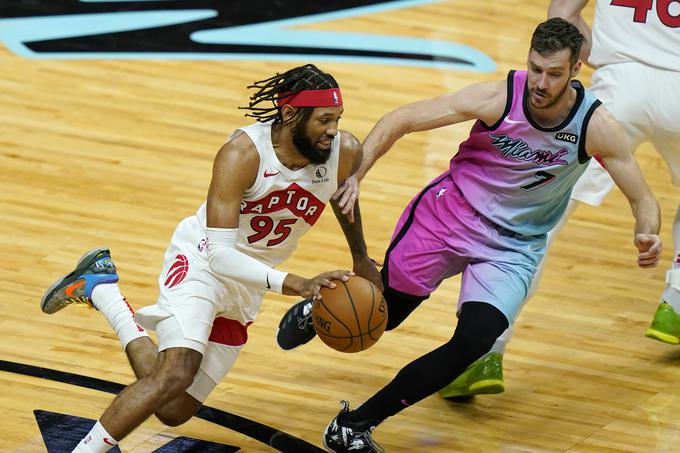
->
xmin=264 ymin=170 xmax=280 ymax=177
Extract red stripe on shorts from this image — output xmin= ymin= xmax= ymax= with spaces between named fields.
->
xmin=208 ymin=317 xmax=252 ymax=346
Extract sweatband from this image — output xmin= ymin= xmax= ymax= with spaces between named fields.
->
xmin=277 ymin=88 xmax=343 ymax=107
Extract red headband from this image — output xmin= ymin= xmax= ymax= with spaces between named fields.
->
xmin=277 ymin=88 xmax=343 ymax=107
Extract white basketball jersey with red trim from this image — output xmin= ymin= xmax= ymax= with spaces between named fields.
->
xmin=589 ymin=0 xmax=680 ymax=71
xmin=196 ymin=121 xmax=339 ymax=267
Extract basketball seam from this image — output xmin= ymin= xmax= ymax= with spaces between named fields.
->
xmin=317 ymin=320 xmax=386 ymax=339
xmin=316 ymin=298 xmax=354 ymax=351
xmin=342 ymin=280 xmax=364 ymax=351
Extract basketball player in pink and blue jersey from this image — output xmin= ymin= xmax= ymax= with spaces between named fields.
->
xmin=434 ymin=0 xmax=680 ymax=400
xmin=279 ymin=19 xmax=662 ymax=452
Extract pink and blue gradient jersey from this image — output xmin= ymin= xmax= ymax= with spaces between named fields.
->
xmin=450 ymin=70 xmax=602 ymax=236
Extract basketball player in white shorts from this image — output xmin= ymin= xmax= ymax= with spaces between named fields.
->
xmin=547 ymin=0 xmax=680 ymax=343
xmin=39 ymin=64 xmax=381 ymax=452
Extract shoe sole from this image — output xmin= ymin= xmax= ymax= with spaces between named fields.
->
xmin=439 ymin=379 xmax=505 ymax=399
xmin=40 ymin=248 xmax=110 ymax=314
xmin=322 ymin=437 xmax=337 ymax=453
xmin=645 ymin=328 xmax=680 ymax=345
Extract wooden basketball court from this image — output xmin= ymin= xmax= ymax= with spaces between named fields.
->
xmin=2 ymin=1 xmax=679 ymax=451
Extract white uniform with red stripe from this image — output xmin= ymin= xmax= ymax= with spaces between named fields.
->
xmin=571 ymin=0 xmax=680 ymax=205
xmin=135 ymin=121 xmax=340 ymax=401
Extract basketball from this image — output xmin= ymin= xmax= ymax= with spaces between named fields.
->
xmin=312 ymin=276 xmax=388 ymax=353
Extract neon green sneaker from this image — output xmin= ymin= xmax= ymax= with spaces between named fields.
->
xmin=438 ymin=352 xmax=505 ymax=400
xmin=646 ymin=302 xmax=680 ymax=345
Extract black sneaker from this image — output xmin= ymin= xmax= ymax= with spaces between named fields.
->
xmin=323 ymin=401 xmax=383 ymax=453
xmin=276 ymin=298 xmax=316 ymax=350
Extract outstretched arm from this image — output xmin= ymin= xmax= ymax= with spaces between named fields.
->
xmin=356 ymin=79 xmax=507 ymax=181
xmin=548 ymin=0 xmax=593 ymax=64
xmin=332 ymin=131 xmax=382 ymax=288
xmin=586 ymin=108 xmax=661 ymax=267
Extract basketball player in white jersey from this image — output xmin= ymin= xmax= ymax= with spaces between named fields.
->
xmin=436 ymin=0 xmax=680 ymax=399
xmin=39 ymin=64 xmax=380 ymax=452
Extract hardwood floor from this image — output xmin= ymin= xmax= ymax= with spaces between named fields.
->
xmin=2 ymin=1 xmax=679 ymax=451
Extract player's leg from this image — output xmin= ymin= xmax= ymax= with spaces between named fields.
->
xmin=100 ymin=347 xmax=203 ymax=438
xmin=72 ymin=291 xmax=215 ymax=453
xmin=646 ymin=127 xmax=680 ymax=343
xmin=438 ymin=239 xmax=539 ymax=400
xmin=440 ymin=196 xmax=580 ymax=396
xmin=73 ymin=216 xmax=224 ymax=451
xmin=438 ymin=202 xmax=580 ymax=399
xmin=323 ymin=301 xmax=509 ymax=452
xmin=154 ymin=321 xmax=245 ymax=426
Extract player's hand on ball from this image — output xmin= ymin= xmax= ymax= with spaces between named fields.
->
xmin=302 ymin=270 xmax=355 ymax=300
xmin=634 ymin=233 xmax=662 ymax=268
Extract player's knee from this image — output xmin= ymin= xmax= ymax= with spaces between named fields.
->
xmin=154 ymin=351 xmax=202 ymax=397
xmin=155 ymin=408 xmax=194 ymax=427
xmin=152 ymin=376 xmax=191 ymax=402
xmin=447 ymin=302 xmax=509 ymax=365
xmin=449 ymin=331 xmax=494 ymax=363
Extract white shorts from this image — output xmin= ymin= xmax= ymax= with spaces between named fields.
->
xmin=572 ymin=62 xmax=680 ymax=206
xmin=135 ymin=215 xmax=265 ymax=401
xmin=155 ymin=315 xmax=243 ymax=402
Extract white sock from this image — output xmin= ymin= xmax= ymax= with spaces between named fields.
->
xmin=91 ymin=283 xmax=149 ymax=350
xmin=72 ymin=421 xmax=117 ymax=453
xmin=490 ymin=326 xmax=513 ymax=354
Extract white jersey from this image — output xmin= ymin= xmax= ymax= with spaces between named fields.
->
xmin=196 ymin=121 xmax=340 ymax=267
xmin=589 ymin=0 xmax=680 ymax=71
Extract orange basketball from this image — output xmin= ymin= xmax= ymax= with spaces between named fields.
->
xmin=312 ymin=275 xmax=388 ymax=353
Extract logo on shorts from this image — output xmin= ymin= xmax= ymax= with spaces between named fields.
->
xmin=555 ymin=132 xmax=578 ymax=144
xmin=198 ymin=238 xmax=208 ymax=252
xmin=164 ymin=254 xmax=189 ymax=288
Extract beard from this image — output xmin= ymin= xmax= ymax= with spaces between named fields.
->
xmin=530 ymin=78 xmax=571 ymax=110
xmin=292 ymin=125 xmax=332 ymax=164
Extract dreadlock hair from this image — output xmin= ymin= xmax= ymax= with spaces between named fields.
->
xmin=240 ymin=64 xmax=339 ymax=128
xmin=531 ymin=18 xmax=584 ymax=67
